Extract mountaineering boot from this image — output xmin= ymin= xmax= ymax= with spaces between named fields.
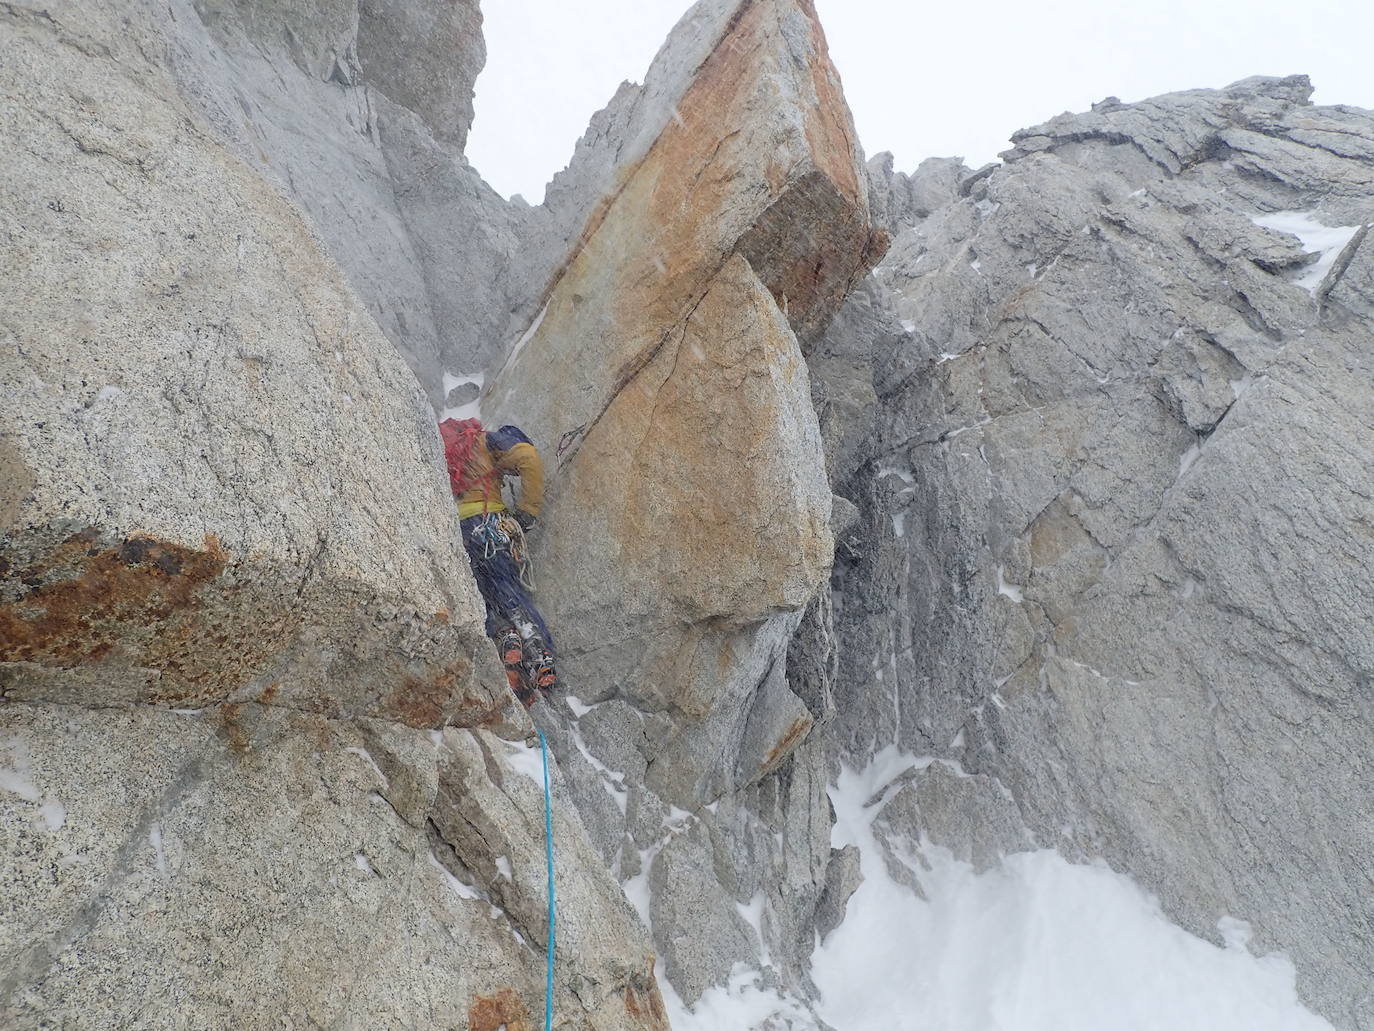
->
xmin=496 ymin=627 xmax=536 ymax=708
xmin=524 ymin=641 xmax=557 ymax=696
xmin=495 ymin=627 xmax=523 ymax=667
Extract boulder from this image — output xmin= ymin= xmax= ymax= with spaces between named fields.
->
xmin=485 ymin=0 xmax=882 ymax=808
xmin=0 ymin=1 xmax=510 ymax=726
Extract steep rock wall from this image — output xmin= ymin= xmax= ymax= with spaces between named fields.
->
xmin=173 ymin=0 xmax=524 ymax=405
xmin=480 ymin=0 xmax=886 ymax=1012
xmin=819 ymin=75 xmax=1374 ymax=1029
xmin=0 ymin=3 xmax=666 ymax=1027
xmin=7 ymin=0 xmax=1370 ymax=1026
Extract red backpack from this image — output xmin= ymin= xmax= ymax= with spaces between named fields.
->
xmin=439 ymin=418 xmax=485 ymax=498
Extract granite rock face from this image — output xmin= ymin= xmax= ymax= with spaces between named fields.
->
xmin=174 ymin=0 xmax=522 ymax=405
xmin=6 ymin=0 xmax=1373 ymax=1025
xmin=1 ymin=2 xmax=665 ymax=1026
xmin=0 ymin=0 xmax=499 ymax=727
xmin=820 ymin=75 xmax=1374 ymax=1029
xmin=1 ymin=703 xmax=664 ymax=1029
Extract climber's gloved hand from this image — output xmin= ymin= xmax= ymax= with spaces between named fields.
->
xmin=512 ymin=509 xmax=537 ymax=532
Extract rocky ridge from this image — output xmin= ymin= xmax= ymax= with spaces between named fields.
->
xmin=821 ymin=73 xmax=1374 ymax=1029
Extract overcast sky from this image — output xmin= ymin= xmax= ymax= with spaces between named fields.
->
xmin=466 ymin=0 xmax=1372 ymax=202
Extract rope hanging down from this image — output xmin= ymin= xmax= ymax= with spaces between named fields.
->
xmin=538 ymin=729 xmax=556 ymax=1031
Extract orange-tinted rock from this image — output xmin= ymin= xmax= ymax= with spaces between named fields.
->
xmin=485 ymin=0 xmax=884 ymax=802
xmin=468 ymin=988 xmax=533 ymax=1031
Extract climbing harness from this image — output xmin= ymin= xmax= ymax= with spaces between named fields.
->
xmin=501 ymin=514 xmax=537 ymax=592
xmin=471 ymin=513 xmax=537 ymax=591
xmin=538 ymin=729 xmax=556 ymax=1031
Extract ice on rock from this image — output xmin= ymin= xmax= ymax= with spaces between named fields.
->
xmin=495 ymin=737 xmax=547 ymax=788
xmin=1251 ymin=211 xmax=1363 ymax=294
xmin=1 ymin=736 xmax=64 ymax=831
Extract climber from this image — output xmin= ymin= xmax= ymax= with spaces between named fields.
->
xmin=439 ymin=417 xmax=556 ymax=708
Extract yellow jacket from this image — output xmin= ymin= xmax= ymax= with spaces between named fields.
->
xmin=456 ymin=435 xmax=545 ymax=521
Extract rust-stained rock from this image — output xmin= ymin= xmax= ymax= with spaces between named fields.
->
xmin=0 ymin=2 xmax=498 ymax=727
xmin=487 ymin=0 xmax=884 ymax=454
xmin=617 ymin=958 xmax=672 ymax=1031
xmin=0 ymin=526 xmax=504 ymax=728
xmin=468 ymin=988 xmax=532 ymax=1031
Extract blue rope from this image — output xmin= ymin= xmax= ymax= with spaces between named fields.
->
xmin=538 ymin=729 xmax=555 ymax=1031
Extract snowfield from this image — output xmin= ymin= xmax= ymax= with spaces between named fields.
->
xmin=665 ymin=746 xmax=1335 ymax=1031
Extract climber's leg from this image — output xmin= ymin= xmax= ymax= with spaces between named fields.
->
xmin=461 ymin=515 xmax=552 ymax=704
xmin=493 ymin=570 xmax=555 ymax=695
xmin=460 ymin=516 xmax=507 ymax=638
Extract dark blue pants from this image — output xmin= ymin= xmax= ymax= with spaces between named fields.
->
xmin=460 ymin=515 xmax=554 ymax=654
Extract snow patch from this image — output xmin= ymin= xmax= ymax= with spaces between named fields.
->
xmin=354 ymin=853 xmax=376 ymax=876
xmin=735 ymin=893 xmax=767 ymax=952
xmin=1 ymin=736 xmax=63 ymax=831
xmin=1251 ymin=211 xmax=1363 ymax=294
xmin=495 ymin=737 xmax=546 ymax=788
xmin=622 ymin=859 xmax=654 ymax=927
xmin=428 ymin=851 xmax=481 ymax=901
xmin=877 ymin=464 xmax=915 ymax=488
xmin=502 ymin=302 xmax=549 ymax=375
xmin=439 ymin=372 xmax=485 ymax=422
xmin=569 ymin=721 xmax=628 ymax=815
xmin=622 ymin=810 xmax=699 ymax=930
xmin=810 ymin=752 xmax=1335 ymax=1031
xmin=39 ymin=800 xmax=66 ymax=831
xmin=995 ymin=565 xmax=1025 ymax=603
xmin=495 ymin=855 xmax=513 ymax=881
xmin=95 ymin=385 xmax=122 ymax=403
xmin=564 ymin=694 xmax=595 ymax=718
xmin=660 ymin=960 xmax=816 ymax=1031
xmin=0 ymin=738 xmax=40 ymax=803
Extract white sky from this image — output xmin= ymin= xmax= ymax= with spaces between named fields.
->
xmin=466 ymin=0 xmax=1373 ymax=203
